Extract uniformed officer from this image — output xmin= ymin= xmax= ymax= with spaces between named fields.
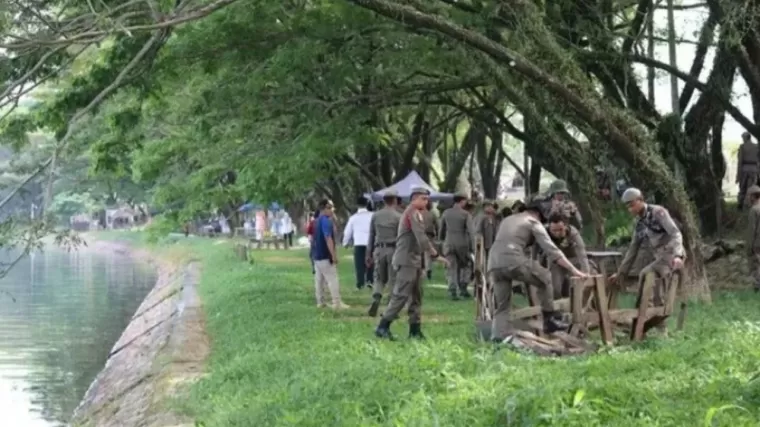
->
xmin=375 ymin=187 xmax=448 ymax=340
xmin=737 ymin=132 xmax=759 ymax=210
xmin=422 ymin=201 xmax=439 ymax=280
xmin=542 ymin=212 xmax=590 ymax=298
xmin=541 ymin=179 xmax=583 ymax=229
xmin=488 ymin=197 xmax=588 ymax=341
xmin=475 ymin=200 xmax=498 ymax=261
xmin=609 ymin=188 xmax=685 ymax=302
xmin=366 ymin=190 xmax=403 ymax=317
xmin=439 ymin=193 xmax=476 ymax=300
xmin=746 ymin=185 xmax=760 ymax=291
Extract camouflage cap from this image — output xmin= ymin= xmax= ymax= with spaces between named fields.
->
xmin=748 ymin=185 xmax=760 ymax=196
xmin=548 ymin=179 xmax=569 ymax=195
xmin=411 ymin=186 xmax=431 ymax=196
xmin=382 ymin=189 xmax=399 ymax=197
xmin=525 ymin=195 xmax=545 ymax=216
xmin=454 ymin=191 xmax=469 ymax=199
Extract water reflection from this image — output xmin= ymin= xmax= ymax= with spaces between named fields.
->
xmin=0 ymin=247 xmax=156 ymax=426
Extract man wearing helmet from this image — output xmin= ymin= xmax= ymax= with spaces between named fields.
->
xmin=745 ymin=185 xmax=760 ymax=291
xmin=541 ymin=179 xmax=583 ymax=230
xmin=608 ymin=188 xmax=685 ymax=295
xmin=540 ymin=212 xmax=590 ymax=298
xmin=488 ymin=196 xmax=589 ymax=340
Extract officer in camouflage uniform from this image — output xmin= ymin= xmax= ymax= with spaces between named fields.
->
xmin=736 ymin=132 xmax=759 ymax=210
xmin=746 ymin=185 xmax=760 ymax=291
xmin=609 ymin=188 xmax=685 ymax=304
xmin=375 ymin=187 xmax=448 ymax=340
xmin=541 ymin=179 xmax=583 ymax=230
xmin=439 ymin=193 xmax=476 ymax=300
xmin=366 ymin=190 xmax=403 ymax=317
xmin=488 ymin=196 xmax=588 ymax=341
xmin=422 ymin=201 xmax=439 ymax=281
xmin=541 ymin=212 xmax=590 ymax=298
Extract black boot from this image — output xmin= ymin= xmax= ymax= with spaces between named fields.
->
xmin=450 ymin=291 xmax=460 ymax=301
xmin=459 ymin=287 xmax=471 ymax=299
xmin=368 ymin=294 xmax=381 ymax=317
xmin=375 ymin=318 xmax=395 ymax=340
xmin=426 ymin=270 xmax=432 ymax=280
xmin=542 ymin=311 xmax=569 ymax=333
xmin=409 ymin=323 xmax=425 ymax=340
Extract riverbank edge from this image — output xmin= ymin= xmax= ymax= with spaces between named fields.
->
xmin=68 ymin=237 xmax=210 ymax=427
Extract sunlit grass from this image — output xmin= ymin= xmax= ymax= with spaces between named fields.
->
xmin=138 ymin=238 xmax=760 ymax=427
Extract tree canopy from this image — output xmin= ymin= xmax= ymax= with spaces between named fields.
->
xmin=3 ymin=0 xmax=760 ymax=297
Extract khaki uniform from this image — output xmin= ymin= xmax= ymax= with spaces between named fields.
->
xmin=737 ymin=141 xmax=759 ymax=208
xmin=747 ymin=200 xmax=760 ymax=289
xmin=382 ymin=206 xmax=433 ymax=324
xmin=544 ymin=225 xmax=589 ymax=298
xmin=474 ymin=212 xmax=498 ymax=260
xmin=487 ymin=212 xmax=569 ymax=339
xmin=439 ymin=205 xmax=476 ymax=295
xmin=617 ymin=204 xmax=684 ymax=303
xmin=422 ymin=209 xmax=438 ymax=277
xmin=367 ymin=207 xmax=402 ymax=300
xmin=541 ymin=197 xmax=583 ymax=230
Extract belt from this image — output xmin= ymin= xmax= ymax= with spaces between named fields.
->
xmin=375 ymin=242 xmax=396 ymax=248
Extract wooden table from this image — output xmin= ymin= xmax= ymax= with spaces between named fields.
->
xmin=586 ymin=251 xmax=623 ymax=309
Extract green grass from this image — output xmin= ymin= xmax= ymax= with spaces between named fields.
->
xmin=144 ymin=238 xmax=760 ymax=427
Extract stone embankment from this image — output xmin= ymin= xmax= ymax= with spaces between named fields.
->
xmin=70 ymin=241 xmax=209 ymax=427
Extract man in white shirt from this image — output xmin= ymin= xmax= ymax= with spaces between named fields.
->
xmin=343 ymin=197 xmax=375 ymax=290
xmin=280 ymin=212 xmax=294 ymax=247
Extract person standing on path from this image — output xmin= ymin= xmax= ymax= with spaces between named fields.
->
xmin=488 ymin=197 xmax=587 ymax=342
xmin=474 ymin=200 xmax=498 ymax=263
xmin=422 ymin=201 xmax=439 ymax=280
xmin=439 ymin=193 xmax=476 ymax=300
xmin=343 ymin=197 xmax=374 ymax=290
xmin=736 ymin=132 xmax=759 ymax=210
xmin=374 ymin=187 xmax=448 ymax=340
xmin=313 ymin=199 xmax=349 ymax=309
xmin=281 ymin=212 xmax=294 ymax=247
xmin=366 ymin=191 xmax=402 ymax=316
xmin=746 ymin=185 xmax=760 ymax=291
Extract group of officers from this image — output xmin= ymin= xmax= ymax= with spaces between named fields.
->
xmin=365 ymin=180 xmax=686 ymax=343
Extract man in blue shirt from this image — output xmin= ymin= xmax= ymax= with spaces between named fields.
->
xmin=313 ymin=199 xmax=349 ymax=309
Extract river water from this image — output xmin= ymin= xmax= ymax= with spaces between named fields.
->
xmin=0 ymin=248 xmax=156 ymax=426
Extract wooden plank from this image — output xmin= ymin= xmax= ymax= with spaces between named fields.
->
xmin=509 ymin=298 xmax=570 ymax=320
xmin=676 ymin=302 xmax=687 ymax=331
xmin=631 ymin=273 xmax=655 ymax=341
xmin=593 ymin=276 xmax=614 ymax=345
xmin=664 ymin=271 xmax=681 ymax=315
xmin=570 ymin=277 xmax=584 ymax=326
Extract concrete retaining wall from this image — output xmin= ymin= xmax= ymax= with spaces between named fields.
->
xmin=70 ymin=249 xmax=208 ymax=427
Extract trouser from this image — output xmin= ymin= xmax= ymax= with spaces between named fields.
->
xmin=309 ymin=244 xmax=315 ymax=274
xmin=372 ymin=248 xmax=396 ymax=300
xmin=637 ymin=257 xmax=674 ymax=332
xmin=489 ymin=257 xmax=555 ymax=341
xmin=382 ymin=266 xmax=423 ymax=324
xmin=446 ymin=248 xmax=471 ymax=294
xmin=549 ymin=257 xmax=587 ymax=299
xmin=353 ymin=246 xmax=374 ymax=288
xmin=739 ymin=169 xmax=758 ymax=208
xmin=285 ymin=232 xmax=294 ymax=246
xmin=314 ymin=260 xmax=343 ymax=305
xmin=750 ymin=253 xmax=760 ymax=289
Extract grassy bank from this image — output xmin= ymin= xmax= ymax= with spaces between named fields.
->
xmin=93 ymin=232 xmax=760 ymax=426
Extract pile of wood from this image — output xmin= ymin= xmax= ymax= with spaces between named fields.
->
xmin=475 ymin=320 xmax=597 ymax=356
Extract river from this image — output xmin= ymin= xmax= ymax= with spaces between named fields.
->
xmin=0 ymin=247 xmax=156 ymax=426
